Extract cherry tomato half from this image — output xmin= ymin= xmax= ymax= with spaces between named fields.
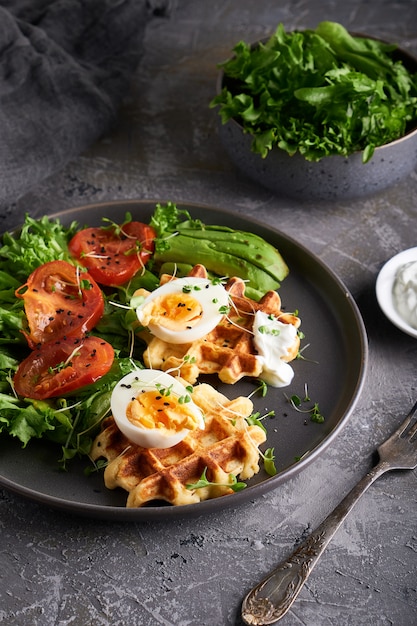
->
xmin=16 ymin=260 xmax=104 ymax=348
xmin=68 ymin=221 xmax=156 ymax=286
xmin=13 ymin=336 xmax=114 ymax=400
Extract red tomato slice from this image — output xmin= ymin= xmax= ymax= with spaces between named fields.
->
xmin=16 ymin=260 xmax=104 ymax=348
xmin=13 ymin=336 xmax=114 ymax=400
xmin=68 ymin=221 xmax=156 ymax=286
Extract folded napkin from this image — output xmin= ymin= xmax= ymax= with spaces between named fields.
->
xmin=0 ymin=0 xmax=152 ymax=209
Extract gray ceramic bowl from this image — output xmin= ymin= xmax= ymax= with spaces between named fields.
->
xmin=215 ymin=39 xmax=417 ymax=201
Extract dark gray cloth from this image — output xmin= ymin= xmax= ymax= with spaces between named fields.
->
xmin=0 ymin=0 xmax=151 ymax=208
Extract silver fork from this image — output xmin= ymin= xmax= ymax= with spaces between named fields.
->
xmin=241 ymin=400 xmax=417 ymax=626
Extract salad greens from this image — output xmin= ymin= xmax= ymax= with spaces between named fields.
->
xmin=210 ymin=21 xmax=417 ymax=162
xmin=0 ymin=204 xmax=285 ymax=472
xmin=0 ymin=213 xmax=153 ymax=466
xmin=0 ymin=214 xmax=78 ymax=281
xmin=0 ymin=216 xmax=80 ymax=350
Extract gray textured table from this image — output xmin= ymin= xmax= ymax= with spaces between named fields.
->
xmin=1 ymin=1 xmax=416 ymax=625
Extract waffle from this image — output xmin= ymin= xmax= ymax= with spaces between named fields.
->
xmin=139 ymin=265 xmax=301 ymax=385
xmin=90 ymin=382 xmax=266 ymax=507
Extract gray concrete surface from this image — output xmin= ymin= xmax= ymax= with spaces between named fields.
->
xmin=1 ymin=1 xmax=416 ymax=625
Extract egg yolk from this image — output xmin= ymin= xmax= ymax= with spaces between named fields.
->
xmin=126 ymin=389 xmax=200 ymax=432
xmin=139 ymin=292 xmax=203 ymax=331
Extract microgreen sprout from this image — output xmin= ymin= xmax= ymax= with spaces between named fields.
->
xmin=285 ymin=384 xmax=325 ymax=423
xmin=211 ymin=276 xmax=227 ymax=286
xmin=84 ymin=458 xmax=109 ymax=476
xmin=263 ymin=447 xmax=277 ymax=476
xmin=248 ymin=379 xmax=269 ymax=400
xmin=79 ymin=278 xmax=93 ymax=291
xmin=101 ymin=212 xmax=133 ymax=236
xmin=99 ymin=213 xmax=152 ymax=276
xmin=186 ymin=467 xmax=247 ymax=492
xmin=79 ymin=250 xmax=108 ymax=260
xmin=47 ymin=346 xmax=81 ymax=375
xmin=153 ymin=378 xmax=193 ymax=406
xmin=108 ymin=300 xmax=132 ymax=311
xmin=222 ymin=297 xmax=256 ymax=336
xmin=295 ymin=341 xmax=319 ymax=364
xmin=258 ymin=325 xmax=281 ymax=336
xmin=309 ymin=404 xmax=325 ymax=423
xmin=48 ymin=361 xmax=70 ymax=375
xmin=75 ymin=265 xmax=92 ymax=298
xmin=154 ymin=231 xmax=179 ymax=254
xmin=163 ymin=355 xmax=197 ymax=380
xmin=294 ymin=449 xmax=310 ymax=462
xmin=85 ymin=443 xmax=131 ymax=476
xmin=123 ymin=241 xmax=142 ymax=257
xmin=181 ymin=283 xmax=205 ymax=294
xmin=154 ymin=383 xmax=173 ymax=397
xmin=245 ymin=410 xmax=275 ymax=433
xmin=5 ymin=371 xmax=18 ymax=399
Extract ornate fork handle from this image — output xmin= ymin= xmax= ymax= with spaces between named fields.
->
xmin=241 ymin=460 xmax=390 ymax=625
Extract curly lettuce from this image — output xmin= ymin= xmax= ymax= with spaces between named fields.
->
xmin=211 ymin=21 xmax=417 ymax=162
xmin=0 ymin=214 xmax=150 ymax=464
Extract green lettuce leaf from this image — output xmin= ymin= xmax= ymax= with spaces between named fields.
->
xmin=211 ymin=21 xmax=417 ymax=162
xmin=0 ymin=213 xmax=78 ymax=281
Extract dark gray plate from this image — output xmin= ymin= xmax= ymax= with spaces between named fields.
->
xmin=0 ymin=200 xmax=368 ymax=521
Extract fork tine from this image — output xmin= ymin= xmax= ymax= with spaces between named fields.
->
xmin=408 ymin=422 xmax=417 ymax=441
xmin=397 ymin=399 xmax=417 ymax=437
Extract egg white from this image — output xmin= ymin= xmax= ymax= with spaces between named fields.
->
xmin=136 ymin=276 xmax=229 ymax=343
xmin=110 ymin=369 xmax=205 ymax=448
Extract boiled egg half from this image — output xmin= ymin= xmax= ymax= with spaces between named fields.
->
xmin=136 ymin=276 xmax=229 ymax=343
xmin=110 ymin=369 xmax=205 ymax=448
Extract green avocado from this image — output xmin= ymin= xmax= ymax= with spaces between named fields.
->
xmin=175 ymin=226 xmax=289 ymax=282
xmin=153 ymin=233 xmax=286 ymax=300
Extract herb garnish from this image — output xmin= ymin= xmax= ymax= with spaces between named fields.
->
xmin=186 ymin=467 xmax=247 ymax=492
xmin=286 ymin=384 xmax=325 ymax=423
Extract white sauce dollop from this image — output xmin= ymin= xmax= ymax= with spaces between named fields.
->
xmin=393 ymin=261 xmax=417 ymax=330
xmin=252 ymin=310 xmax=297 ymax=387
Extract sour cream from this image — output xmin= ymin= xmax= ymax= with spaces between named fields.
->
xmin=392 ymin=261 xmax=417 ymax=329
xmin=253 ymin=310 xmax=298 ymax=387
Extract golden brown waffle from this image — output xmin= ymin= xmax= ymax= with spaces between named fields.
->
xmin=139 ymin=265 xmax=301 ymax=385
xmin=90 ymin=382 xmax=266 ymax=507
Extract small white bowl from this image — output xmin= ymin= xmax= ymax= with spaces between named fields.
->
xmin=376 ymin=247 xmax=417 ymax=338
